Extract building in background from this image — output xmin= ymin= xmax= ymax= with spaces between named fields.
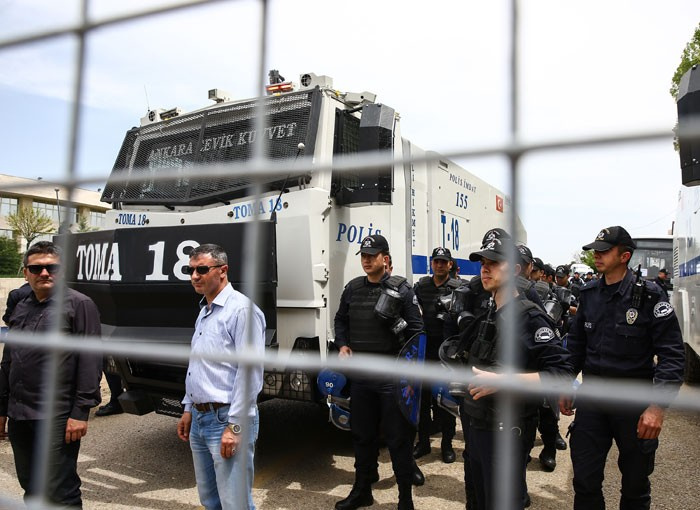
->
xmin=0 ymin=174 xmax=108 ymax=252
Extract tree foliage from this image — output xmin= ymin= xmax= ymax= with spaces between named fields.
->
xmin=0 ymin=237 xmax=22 ymax=275
xmin=76 ymin=214 xmax=97 ymax=233
xmin=670 ymin=23 xmax=700 ymax=100
xmin=671 ymin=24 xmax=700 ymax=151
xmin=578 ymin=250 xmax=596 ymax=271
xmin=7 ymin=206 xmax=54 ymax=249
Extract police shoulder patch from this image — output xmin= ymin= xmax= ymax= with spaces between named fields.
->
xmin=534 ymin=327 xmax=555 ymax=343
xmin=653 ymin=301 xmax=673 ymax=319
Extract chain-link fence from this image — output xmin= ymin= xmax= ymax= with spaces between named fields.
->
xmin=2 ymin=1 xmax=700 ymax=508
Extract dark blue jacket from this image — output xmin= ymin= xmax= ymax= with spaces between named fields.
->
xmin=567 ymin=269 xmax=685 ymax=405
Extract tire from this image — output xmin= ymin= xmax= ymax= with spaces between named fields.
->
xmin=684 ymin=343 xmax=700 ymax=385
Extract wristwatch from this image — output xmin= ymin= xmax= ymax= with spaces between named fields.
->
xmin=228 ymin=423 xmax=242 ymax=435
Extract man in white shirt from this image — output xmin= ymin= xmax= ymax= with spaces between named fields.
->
xmin=177 ymin=244 xmax=265 ymax=510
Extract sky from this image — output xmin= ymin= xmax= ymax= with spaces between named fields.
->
xmin=1 ymin=0 xmax=699 ymax=264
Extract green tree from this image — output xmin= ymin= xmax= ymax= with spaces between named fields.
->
xmin=0 ymin=236 xmax=22 ymax=275
xmin=671 ymin=23 xmax=700 ymax=150
xmin=7 ymin=206 xmax=54 ymax=249
xmin=671 ymin=23 xmax=700 ymax=100
xmin=76 ymin=214 xmax=97 ymax=233
xmin=578 ymin=250 xmax=596 ymax=271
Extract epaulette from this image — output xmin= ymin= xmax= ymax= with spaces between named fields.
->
xmin=348 ymin=276 xmax=366 ymax=291
xmin=446 ymin=277 xmax=463 ymax=290
xmin=516 ymin=297 xmax=558 ymax=330
xmin=580 ymin=279 xmax=599 ymax=292
xmin=385 ymin=275 xmax=408 ymax=291
xmin=416 ymin=275 xmax=433 ymax=289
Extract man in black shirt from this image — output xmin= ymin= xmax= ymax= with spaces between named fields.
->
xmin=0 ymin=241 xmax=102 ymax=508
xmin=2 ymin=282 xmax=32 ymax=326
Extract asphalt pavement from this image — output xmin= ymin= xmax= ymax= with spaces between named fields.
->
xmin=1 ymin=380 xmax=700 ymax=509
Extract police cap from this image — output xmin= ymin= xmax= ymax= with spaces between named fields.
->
xmin=532 ymin=257 xmax=545 ymax=271
xmin=469 ymin=236 xmax=515 ymax=262
xmin=356 ymin=234 xmax=390 ymax=255
xmin=582 ymin=226 xmax=636 ymax=252
xmin=517 ymin=244 xmax=533 ymax=265
xmin=555 ymin=265 xmax=570 ymax=278
xmin=481 ymin=228 xmax=510 ymax=244
xmin=431 ymin=246 xmax=452 ymax=261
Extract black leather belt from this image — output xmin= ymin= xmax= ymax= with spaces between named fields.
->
xmin=193 ymin=402 xmax=227 ymax=412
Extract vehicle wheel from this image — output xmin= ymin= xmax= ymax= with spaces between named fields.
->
xmin=684 ymin=343 xmax=700 ymax=385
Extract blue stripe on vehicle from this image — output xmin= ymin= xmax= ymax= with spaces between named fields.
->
xmin=679 ymin=255 xmax=700 ymax=277
xmin=411 ymin=255 xmax=481 ymax=277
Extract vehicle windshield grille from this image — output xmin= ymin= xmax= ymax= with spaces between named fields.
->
xmin=101 ymin=89 xmax=320 ymax=205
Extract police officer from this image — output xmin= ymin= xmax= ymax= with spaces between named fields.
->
xmin=334 ymin=234 xmax=423 ymax=510
xmin=543 ymin=264 xmax=556 ymax=287
xmin=552 ymin=265 xmax=577 ymax=335
xmin=413 ymin=247 xmax=460 ymax=463
xmin=444 ymin=232 xmax=573 ymax=510
xmin=561 ymin=226 xmax=685 ymax=510
xmin=530 ymin=258 xmax=545 ymax=282
xmin=570 ymin=272 xmax=583 ymax=287
xmin=654 ymin=268 xmax=670 ymax=296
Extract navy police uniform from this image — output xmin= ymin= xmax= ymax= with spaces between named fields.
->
xmin=459 ymin=296 xmax=573 ymax=510
xmin=567 ymin=270 xmax=684 ymax=510
xmin=567 ymin=229 xmax=684 ymax=510
xmin=413 ymin=270 xmax=461 ymax=456
xmin=447 ymin=233 xmax=573 ymax=510
xmin=334 ymin=270 xmax=423 ymax=496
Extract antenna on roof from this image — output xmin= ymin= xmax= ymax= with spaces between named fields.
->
xmin=143 ymin=85 xmax=151 ymax=112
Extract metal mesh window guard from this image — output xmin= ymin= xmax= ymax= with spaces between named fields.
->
xmin=2 ymin=1 xmax=700 ymax=509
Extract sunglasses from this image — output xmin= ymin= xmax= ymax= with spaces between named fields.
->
xmin=26 ymin=264 xmax=61 ymax=275
xmin=185 ymin=264 xmax=224 ymax=275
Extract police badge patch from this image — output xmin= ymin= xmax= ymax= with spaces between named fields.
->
xmin=653 ymin=301 xmax=673 ymax=318
xmin=534 ymin=327 xmax=555 ymax=343
xmin=626 ymin=308 xmax=638 ymax=325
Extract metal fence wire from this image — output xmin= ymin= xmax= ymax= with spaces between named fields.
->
xmin=1 ymin=1 xmax=699 ymax=509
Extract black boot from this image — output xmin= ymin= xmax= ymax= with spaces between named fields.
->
xmin=335 ymin=484 xmax=373 ymax=510
xmin=398 ymin=482 xmax=414 ymax=510
xmin=412 ymin=463 xmax=425 ymax=486
xmin=539 ymin=446 xmax=556 ymax=472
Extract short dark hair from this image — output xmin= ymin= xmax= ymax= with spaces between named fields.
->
xmin=616 ymin=244 xmax=634 ymax=260
xmin=24 ymin=241 xmax=61 ymax=266
xmin=189 ymin=243 xmax=228 ymax=265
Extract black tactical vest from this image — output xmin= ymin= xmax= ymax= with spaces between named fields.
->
xmin=415 ymin=276 xmax=461 ymax=342
xmin=347 ymin=275 xmax=406 ymax=354
xmin=461 ymin=299 xmax=553 ymax=427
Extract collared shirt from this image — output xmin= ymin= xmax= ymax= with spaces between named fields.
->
xmin=182 ymin=284 xmax=265 ymax=423
xmin=0 ymin=288 xmax=102 ymax=420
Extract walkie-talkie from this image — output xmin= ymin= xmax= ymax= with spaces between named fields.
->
xmin=471 ymin=298 xmax=497 ymax=361
xmin=631 ymin=264 xmax=646 ymax=309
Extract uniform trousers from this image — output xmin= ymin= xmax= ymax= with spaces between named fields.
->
xmin=417 ymin=386 xmax=456 ymax=446
xmin=8 ymin=413 xmax=82 ymax=507
xmin=570 ymin=402 xmax=657 ymax=510
xmin=349 ymin=377 xmax=414 ymax=486
xmin=458 ymin=405 xmax=476 ymax=510
xmin=467 ymin=418 xmax=534 ymax=510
